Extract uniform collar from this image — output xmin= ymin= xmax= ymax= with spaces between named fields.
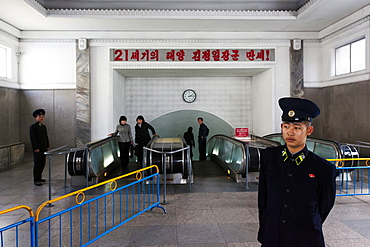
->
xmin=282 ymin=145 xmax=309 ymax=165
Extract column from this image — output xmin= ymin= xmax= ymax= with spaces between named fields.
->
xmin=76 ymin=39 xmax=91 ymax=146
xmin=290 ymin=39 xmax=304 ymax=97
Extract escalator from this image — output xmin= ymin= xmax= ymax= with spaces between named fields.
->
xmin=208 ymin=133 xmax=359 ymax=183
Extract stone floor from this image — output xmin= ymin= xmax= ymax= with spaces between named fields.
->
xmin=1 ymin=153 xmax=370 ymax=246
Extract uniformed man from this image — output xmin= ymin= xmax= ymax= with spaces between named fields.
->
xmin=30 ymin=109 xmax=50 ymax=186
xmin=258 ymin=97 xmax=336 ymax=247
xmin=197 ymin=117 xmax=209 ymax=161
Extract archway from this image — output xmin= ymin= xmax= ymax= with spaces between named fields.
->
xmin=149 ymin=110 xmax=234 ymax=160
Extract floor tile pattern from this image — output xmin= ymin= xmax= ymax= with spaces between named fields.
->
xmin=1 ymin=154 xmax=370 ymax=246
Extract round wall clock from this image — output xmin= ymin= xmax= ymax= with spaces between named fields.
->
xmin=182 ymin=89 xmax=197 ymax=103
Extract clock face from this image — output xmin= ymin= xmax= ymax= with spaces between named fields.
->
xmin=182 ymin=89 xmax=196 ymax=103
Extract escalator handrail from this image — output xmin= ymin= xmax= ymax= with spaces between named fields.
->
xmin=341 ymin=143 xmax=370 ymax=150
xmin=143 ymin=145 xmax=189 ymax=155
xmin=87 ymin=136 xmax=119 ymax=149
xmin=208 ymin=134 xmax=247 ymax=174
xmin=208 ymin=134 xmax=248 ymax=147
xmin=264 ymin=133 xmax=341 ymax=146
xmin=263 ymin=133 xmax=344 ymax=167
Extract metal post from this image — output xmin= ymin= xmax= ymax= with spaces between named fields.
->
xmin=187 ymin=147 xmax=192 ymax=190
xmin=162 ymin=153 xmax=167 ymax=205
xmin=30 ymin=218 xmax=35 ymax=247
xmin=143 ymin=145 xmax=191 ymax=204
xmin=46 ymin=155 xmax=54 ymax=207
xmin=143 ymin=147 xmax=147 ymax=169
xmin=245 ymin=147 xmax=249 ymax=190
xmin=64 ymin=154 xmax=68 ymax=188
xmin=86 ymin=149 xmax=90 ymax=188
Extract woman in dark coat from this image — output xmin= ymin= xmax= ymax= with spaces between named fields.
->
xmin=134 ymin=115 xmax=157 ymax=166
xmin=183 ymin=126 xmax=195 ymax=159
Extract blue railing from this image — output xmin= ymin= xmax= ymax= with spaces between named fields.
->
xmin=0 ymin=165 xmax=165 ymax=247
xmin=336 ymin=166 xmax=370 ymax=196
xmin=328 ymin=158 xmax=370 ymax=196
xmin=0 ymin=206 xmax=34 ymax=247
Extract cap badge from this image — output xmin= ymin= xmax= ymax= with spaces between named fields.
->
xmin=288 ymin=110 xmax=295 ymax=117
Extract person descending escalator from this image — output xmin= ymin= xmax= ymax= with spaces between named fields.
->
xmin=110 ymin=116 xmax=134 ymax=170
xmin=184 ymin=126 xmax=195 ymax=159
xmin=134 ymin=115 xmax=158 ymax=166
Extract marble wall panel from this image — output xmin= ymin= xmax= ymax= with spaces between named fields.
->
xmin=20 ymin=90 xmax=54 ymax=150
xmin=301 ymin=88 xmax=321 ymax=137
xmin=0 ymin=87 xmax=19 ymax=146
xmin=0 ymin=88 xmax=9 ymax=146
xmin=0 ymin=143 xmax=25 ymax=169
xmin=332 ymin=83 xmax=356 ymax=141
xmin=8 ymin=89 xmax=20 ymax=143
xmin=354 ymin=81 xmax=370 ymax=156
xmin=10 ymin=144 xmax=25 ymax=165
xmin=54 ymin=90 xmax=76 ymax=148
xmin=0 ymin=148 xmax=9 ymax=169
xmin=20 ymin=90 xmax=76 ymax=150
xmin=305 ymin=80 xmax=370 ymax=156
xmin=0 ymin=87 xmax=8 ymax=120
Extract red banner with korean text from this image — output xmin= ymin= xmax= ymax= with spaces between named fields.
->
xmin=110 ymin=49 xmax=275 ymax=62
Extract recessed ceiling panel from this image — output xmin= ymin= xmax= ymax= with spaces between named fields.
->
xmin=38 ymin=0 xmax=310 ymax=11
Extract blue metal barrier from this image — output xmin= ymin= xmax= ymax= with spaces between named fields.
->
xmin=0 ymin=206 xmax=35 ymax=247
xmin=34 ymin=165 xmax=166 ymax=247
xmin=327 ymin=158 xmax=370 ymax=196
xmin=1 ymin=165 xmax=165 ymax=247
xmin=336 ymin=166 xmax=370 ymax=196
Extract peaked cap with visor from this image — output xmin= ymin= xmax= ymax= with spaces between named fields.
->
xmin=279 ymin=97 xmax=320 ymax=122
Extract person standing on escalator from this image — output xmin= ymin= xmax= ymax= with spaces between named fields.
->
xmin=111 ymin=116 xmax=133 ymax=169
xmin=197 ymin=117 xmax=209 ymax=161
xmin=184 ymin=126 xmax=195 ymax=159
xmin=134 ymin=115 xmax=157 ymax=166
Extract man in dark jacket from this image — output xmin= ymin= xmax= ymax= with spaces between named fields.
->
xmin=197 ymin=117 xmax=209 ymax=161
xmin=30 ymin=109 xmax=50 ymax=186
xmin=258 ymin=97 xmax=336 ymax=247
xmin=135 ymin=115 xmax=157 ymax=166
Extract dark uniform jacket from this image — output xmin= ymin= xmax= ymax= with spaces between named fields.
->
xmin=198 ymin=123 xmax=209 ymax=141
xmin=258 ymin=145 xmax=336 ymax=247
xmin=135 ymin=122 xmax=156 ymax=146
xmin=29 ymin=122 xmax=50 ymax=152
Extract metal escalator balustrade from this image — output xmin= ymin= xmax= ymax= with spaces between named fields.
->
xmin=208 ymin=134 xmax=361 ymax=183
xmin=263 ymin=133 xmax=359 ymax=167
xmin=207 ymin=134 xmax=279 ymax=183
xmin=67 ymin=136 xmax=121 ymax=184
xmin=144 ymin=136 xmax=193 ymax=184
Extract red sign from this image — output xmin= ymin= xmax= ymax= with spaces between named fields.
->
xmin=111 ymin=49 xmax=275 ymax=62
xmin=235 ymin=128 xmax=249 ymax=138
